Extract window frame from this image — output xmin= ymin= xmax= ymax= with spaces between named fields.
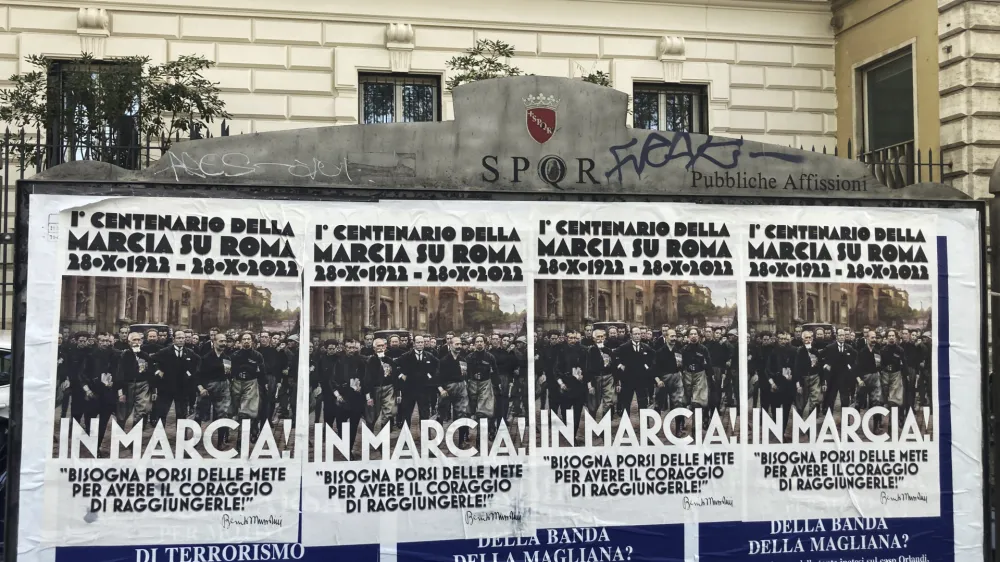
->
xmin=855 ymin=45 xmax=916 ymax=152
xmin=631 ymin=82 xmax=709 ymax=134
xmin=358 ymin=72 xmax=442 ymax=124
xmin=45 ymin=58 xmax=143 ymax=166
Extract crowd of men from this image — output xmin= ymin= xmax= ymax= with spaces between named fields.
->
xmin=748 ymin=325 xmax=932 ymax=438
xmin=535 ymin=323 xmax=740 ymax=438
xmin=55 ymin=325 xmax=300 ymax=453
xmin=307 ymin=331 xmax=529 ymax=458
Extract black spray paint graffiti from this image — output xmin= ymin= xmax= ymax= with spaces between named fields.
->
xmin=155 ymin=152 xmax=353 ymax=183
xmin=604 ymin=132 xmax=805 ymax=183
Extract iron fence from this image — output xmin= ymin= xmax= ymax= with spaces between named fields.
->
xmin=0 ymin=126 xmax=952 ymax=331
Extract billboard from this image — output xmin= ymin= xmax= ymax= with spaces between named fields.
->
xmin=11 ymin=185 xmax=985 ymax=562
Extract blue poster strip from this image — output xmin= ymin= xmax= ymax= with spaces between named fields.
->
xmin=395 ymin=523 xmax=684 ymax=562
xmin=55 ymin=543 xmax=380 ymax=562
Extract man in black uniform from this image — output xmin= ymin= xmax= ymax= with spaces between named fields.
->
xmin=490 ymin=334 xmax=517 ymax=431
xmin=585 ymin=329 xmax=617 ymax=423
xmin=766 ymin=331 xmax=796 ymax=439
xmin=115 ymin=326 xmax=130 ymax=351
xmin=67 ymin=332 xmax=93 ymax=427
xmin=436 ymin=336 xmax=469 ymax=444
xmin=879 ymin=330 xmax=907 ymax=417
xmin=197 ymin=332 xmax=232 ymax=447
xmin=465 ymin=335 xmax=499 ymax=438
xmin=555 ymin=330 xmax=588 ymax=438
xmin=821 ymin=328 xmax=857 ymax=416
xmin=307 ymin=341 xmax=323 ymax=424
xmin=396 ymin=335 xmax=439 ymax=429
xmin=538 ymin=331 xmax=562 ymax=414
xmin=332 ymin=340 xmax=366 ymax=458
xmin=364 ymin=338 xmax=396 ymax=435
xmin=78 ymin=332 xmax=122 ymax=450
xmin=654 ymin=328 xmax=685 ymax=435
xmin=56 ymin=334 xmax=71 ymax=418
xmin=510 ymin=336 xmax=529 ymax=423
xmin=794 ymin=330 xmax=825 ymax=421
xmin=277 ymin=336 xmax=299 ymax=421
xmin=856 ymin=329 xmax=883 ymax=428
xmin=681 ymin=328 xmax=711 ymax=429
xmin=606 ymin=326 xmax=623 ymax=349
xmin=316 ymin=341 xmax=340 ymax=426
xmin=386 ymin=336 xmax=405 ymax=359
xmin=614 ymin=327 xmax=654 ymax=418
xmin=142 ymin=329 xmax=162 ymax=354
xmin=257 ymin=332 xmax=283 ymax=435
xmin=901 ymin=330 xmax=923 ymax=413
xmin=581 ymin=324 xmax=595 ymax=348
xmin=116 ymin=331 xmax=154 ymax=431
xmin=230 ymin=332 xmax=265 ymax=446
xmin=151 ymin=329 xmax=201 ymax=425
xmin=704 ymin=328 xmax=732 ymax=415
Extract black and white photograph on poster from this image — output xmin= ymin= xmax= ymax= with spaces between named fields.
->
xmin=746 ymin=281 xmax=933 ymax=444
xmin=533 ymin=279 xmax=740 ymax=446
xmin=53 ymin=275 xmax=302 ymax=459
xmin=306 ymin=285 xmax=530 ymax=461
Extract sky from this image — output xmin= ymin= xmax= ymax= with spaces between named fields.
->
xmin=893 ymin=283 xmax=932 ymax=310
xmin=254 ymin=281 xmax=302 ymax=311
xmin=702 ymin=281 xmax=738 ymax=308
xmin=491 ymin=285 xmax=528 ymax=313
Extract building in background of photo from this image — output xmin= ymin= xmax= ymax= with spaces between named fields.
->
xmin=534 ymin=280 xmax=734 ymax=332
xmin=748 ymin=281 xmax=931 ymax=334
xmin=59 ymin=276 xmax=294 ymax=334
xmin=309 ymin=286 xmax=520 ymax=340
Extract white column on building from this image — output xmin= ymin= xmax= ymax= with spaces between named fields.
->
xmin=162 ymin=280 xmax=170 ymax=323
xmin=822 ymin=285 xmax=828 ymax=322
xmin=335 ymin=286 xmax=342 ymax=327
xmin=373 ymin=288 xmax=381 ymax=328
xmin=556 ymin=280 xmax=564 ymax=318
xmin=622 ymin=283 xmax=628 ymax=321
xmin=539 ymin=281 xmax=548 ymax=318
xmin=767 ymin=283 xmax=775 ymax=318
xmin=363 ymin=287 xmax=371 ymax=327
xmin=791 ymin=282 xmax=798 ymax=322
xmin=118 ymin=278 xmax=127 ymax=321
xmin=87 ymin=277 xmax=96 ymax=319
xmin=68 ymin=277 xmax=78 ymax=319
xmin=582 ymin=280 xmax=590 ymax=320
xmin=610 ymin=282 xmax=618 ymax=319
xmin=402 ymin=287 xmax=410 ymax=329
xmin=152 ymin=280 xmax=161 ymax=323
xmin=131 ymin=279 xmax=139 ymax=319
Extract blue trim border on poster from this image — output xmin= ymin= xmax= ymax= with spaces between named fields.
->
xmin=698 ymin=236 xmax=954 ymax=562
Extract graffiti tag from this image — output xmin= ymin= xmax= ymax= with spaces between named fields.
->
xmin=605 ymin=132 xmax=805 ymax=183
xmin=156 ymin=152 xmax=353 ymax=183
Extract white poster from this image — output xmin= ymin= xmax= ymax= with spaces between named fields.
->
xmin=15 ymin=193 xmax=983 ymax=562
